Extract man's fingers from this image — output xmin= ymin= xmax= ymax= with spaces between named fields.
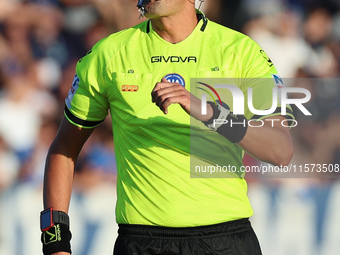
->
xmin=152 ymin=78 xmax=178 ymax=95
xmin=152 ymin=83 xmax=184 ymax=103
xmin=161 ymin=95 xmax=188 ymax=114
xmin=155 ymin=90 xmax=187 ymax=113
xmin=151 ymin=81 xmax=172 ymax=101
xmin=154 ymin=86 xmax=184 ymax=102
xmin=152 ymin=80 xmax=176 ymax=92
xmin=151 ymin=77 xmax=189 ymax=114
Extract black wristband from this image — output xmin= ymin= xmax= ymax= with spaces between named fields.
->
xmin=203 ymin=101 xmax=248 ymax=143
xmin=41 ymin=223 xmax=72 ymax=255
xmin=52 ymin=210 xmax=70 ymax=227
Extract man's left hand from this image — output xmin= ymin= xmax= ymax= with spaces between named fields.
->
xmin=151 ymin=77 xmax=213 ymax=121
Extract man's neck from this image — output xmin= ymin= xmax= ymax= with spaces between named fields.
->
xmin=150 ymin=9 xmax=198 ymax=44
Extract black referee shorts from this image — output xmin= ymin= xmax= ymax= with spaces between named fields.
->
xmin=113 ymin=218 xmax=262 ymax=255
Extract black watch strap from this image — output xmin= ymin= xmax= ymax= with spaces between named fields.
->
xmin=52 ymin=210 xmax=69 ymax=227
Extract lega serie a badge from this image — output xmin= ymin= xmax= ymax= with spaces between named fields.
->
xmin=164 ymin=73 xmax=185 ymax=87
xmin=66 ymin=74 xmax=80 ymax=108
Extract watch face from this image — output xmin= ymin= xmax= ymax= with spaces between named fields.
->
xmin=40 ymin=208 xmax=53 ymax=231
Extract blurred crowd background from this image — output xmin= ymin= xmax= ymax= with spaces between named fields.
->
xmin=0 ymin=0 xmax=340 ymax=254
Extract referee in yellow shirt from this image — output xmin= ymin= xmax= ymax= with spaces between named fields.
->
xmin=40 ymin=1 xmax=293 ymax=254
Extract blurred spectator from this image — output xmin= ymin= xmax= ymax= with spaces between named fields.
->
xmin=0 ymin=71 xmax=42 ymax=162
xmin=0 ymin=135 xmax=20 ymax=191
xmin=303 ymin=8 xmax=338 ymax=77
xmin=31 ymin=7 xmax=69 ymax=69
xmin=74 ymin=120 xmax=117 ymax=192
xmin=19 ymin=118 xmax=59 ymax=186
xmin=89 ymin=0 xmax=145 ymax=32
xmin=243 ymin=8 xmax=310 ymax=78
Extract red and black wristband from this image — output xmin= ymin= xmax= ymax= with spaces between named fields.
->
xmin=40 ymin=208 xmax=72 ymax=254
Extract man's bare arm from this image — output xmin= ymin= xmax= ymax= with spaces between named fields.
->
xmin=238 ymin=116 xmax=293 ymax=166
xmin=43 ymin=117 xmax=94 ymax=212
xmin=152 ymin=80 xmax=293 ymax=167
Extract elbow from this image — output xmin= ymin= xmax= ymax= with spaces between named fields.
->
xmin=272 ymin=144 xmax=294 ymax=167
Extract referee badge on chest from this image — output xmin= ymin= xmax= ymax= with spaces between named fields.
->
xmin=164 ymin=73 xmax=186 ymax=87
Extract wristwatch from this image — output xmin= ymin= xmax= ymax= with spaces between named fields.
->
xmin=40 ymin=207 xmax=69 ymax=232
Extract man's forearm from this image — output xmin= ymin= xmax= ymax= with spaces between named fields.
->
xmin=41 ymin=118 xmax=93 ymax=255
xmin=43 ymin=117 xmax=94 ymax=211
xmin=43 ymin=152 xmax=75 ymax=212
xmin=238 ymin=117 xmax=293 ymax=166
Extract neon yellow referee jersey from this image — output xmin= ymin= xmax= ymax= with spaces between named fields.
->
xmin=65 ymin=11 xmax=293 ymax=227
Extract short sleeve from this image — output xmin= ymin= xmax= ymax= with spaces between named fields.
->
xmin=238 ymin=37 xmax=294 ymax=122
xmin=65 ymin=47 xmax=109 ymax=128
